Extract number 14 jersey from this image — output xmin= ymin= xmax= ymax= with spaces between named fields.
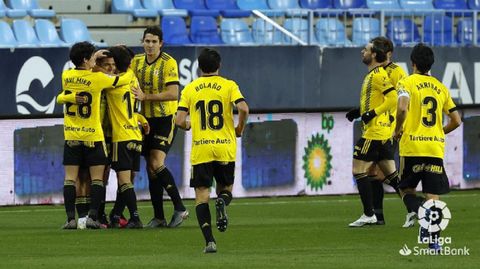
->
xmin=178 ymin=75 xmax=245 ymax=165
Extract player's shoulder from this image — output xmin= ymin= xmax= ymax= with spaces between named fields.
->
xmin=160 ymin=51 xmax=176 ymax=62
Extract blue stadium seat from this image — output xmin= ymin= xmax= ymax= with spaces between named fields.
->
xmin=333 ymin=0 xmax=367 ymax=8
xmin=111 ymin=0 xmax=157 ymax=18
xmin=423 ymin=15 xmax=456 ymax=46
xmin=399 ymin=0 xmax=434 ymax=10
xmin=468 ymin=0 xmax=480 ymax=9
xmin=221 ymin=18 xmax=253 ymax=44
xmin=252 ymin=18 xmax=285 ymax=44
xmin=162 ymin=16 xmax=191 ymax=45
xmin=173 ymin=0 xmax=219 ymax=17
xmin=237 ymin=0 xmax=285 ymax=16
xmin=1 ymin=0 xmax=29 ymax=18
xmin=386 ymin=18 xmax=421 ymax=45
xmin=60 ymin=18 xmax=108 ymax=47
xmin=352 ymin=18 xmax=380 ymax=46
xmin=12 ymin=19 xmax=40 ymax=47
xmin=299 ymin=0 xmax=333 ymax=9
xmin=34 ymin=19 xmax=68 ymax=47
xmin=315 ymin=18 xmax=352 ymax=46
xmin=433 ymin=0 xmax=468 ymax=9
xmin=7 ymin=0 xmax=55 ymax=18
xmin=456 ymin=18 xmax=480 ymax=44
xmin=189 ymin=16 xmax=223 ymax=44
xmin=283 ymin=18 xmax=312 ymax=44
xmin=142 ymin=0 xmax=188 ymax=17
xmin=367 ymin=0 xmax=401 ymax=9
xmin=205 ymin=0 xmax=251 ymax=18
xmin=268 ymin=0 xmax=309 ymax=16
xmin=0 ymin=21 xmax=18 ymax=47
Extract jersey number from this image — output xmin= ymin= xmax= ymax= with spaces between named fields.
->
xmin=66 ymin=91 xmax=93 ymax=118
xmin=422 ymin=96 xmax=437 ymax=127
xmin=195 ymin=100 xmax=224 ymax=130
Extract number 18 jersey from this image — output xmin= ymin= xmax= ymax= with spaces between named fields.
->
xmin=178 ymin=75 xmax=245 ymax=165
xmin=396 ymin=74 xmax=457 ymax=158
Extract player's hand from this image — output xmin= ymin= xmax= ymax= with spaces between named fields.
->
xmin=142 ymin=122 xmax=150 ymax=135
xmin=361 ymin=110 xmax=376 ymax=124
xmin=94 ymin=49 xmax=110 ymax=59
xmin=132 ymin=85 xmax=146 ymax=101
xmin=75 ymin=94 xmax=87 ymax=104
xmin=393 ymin=129 xmax=403 ymax=140
xmin=346 ymin=108 xmax=360 ymax=122
xmin=185 ymin=121 xmax=191 ymax=131
xmin=235 ymin=125 xmax=243 ymax=137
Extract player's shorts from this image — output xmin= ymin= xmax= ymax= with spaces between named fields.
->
xmin=111 ymin=140 xmax=142 ymax=172
xmin=190 ymin=161 xmax=235 ymax=188
xmin=353 ymin=138 xmax=396 ymax=162
xmin=143 ymin=115 xmax=177 ymax=155
xmin=105 ymin=136 xmax=113 ymax=163
xmin=398 ymin=156 xmax=450 ymax=195
xmin=63 ymin=140 xmax=109 ymax=166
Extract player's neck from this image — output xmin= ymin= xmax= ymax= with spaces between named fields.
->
xmin=202 ymin=71 xmax=219 ymax=77
xmin=368 ymin=62 xmax=383 ymax=72
xmin=146 ymin=52 xmax=161 ymax=64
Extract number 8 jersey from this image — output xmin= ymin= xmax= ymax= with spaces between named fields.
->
xmin=58 ymin=68 xmax=134 ymax=142
xmin=178 ymin=75 xmax=245 ymax=165
xmin=396 ymin=74 xmax=457 ymax=159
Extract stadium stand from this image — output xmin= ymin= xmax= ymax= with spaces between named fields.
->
xmin=366 ymin=0 xmax=401 ymax=10
xmin=237 ymin=0 xmax=285 ymax=16
xmin=283 ymin=18 xmax=311 ymax=44
xmin=299 ymin=0 xmax=333 ymax=9
xmin=7 ymin=0 xmax=55 ymax=17
xmin=162 ymin=15 xmax=191 ymax=45
xmin=110 ymin=0 xmax=157 ymax=18
xmin=456 ymin=18 xmax=480 ymax=44
xmin=252 ymin=18 xmax=285 ymax=44
xmin=189 ymin=15 xmax=223 ymax=44
xmin=468 ymin=0 xmax=480 ymax=9
xmin=399 ymin=0 xmax=434 ymax=10
xmin=173 ymin=0 xmax=219 ymax=17
xmin=220 ymin=18 xmax=253 ymax=44
xmin=315 ymin=18 xmax=352 ymax=46
xmin=386 ymin=18 xmax=421 ymax=45
xmin=141 ymin=0 xmax=188 ymax=17
xmin=267 ymin=0 xmax=310 ymax=16
xmin=423 ymin=14 xmax=456 ymax=46
xmin=0 ymin=20 xmax=18 ymax=47
xmin=333 ymin=0 xmax=367 ymax=9
xmin=1 ymin=0 xmax=28 ymax=18
xmin=352 ymin=17 xmax=380 ymax=46
xmin=34 ymin=18 xmax=69 ymax=47
xmin=60 ymin=18 xmax=108 ymax=47
xmin=205 ymin=0 xmax=251 ymax=18
xmin=12 ymin=19 xmax=40 ymax=47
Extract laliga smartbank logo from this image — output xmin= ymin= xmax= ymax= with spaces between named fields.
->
xmin=399 ymin=199 xmax=470 ymax=256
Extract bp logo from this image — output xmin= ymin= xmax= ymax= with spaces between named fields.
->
xmin=303 ymin=133 xmax=332 ymax=191
xmin=418 ymin=199 xmax=451 ymax=232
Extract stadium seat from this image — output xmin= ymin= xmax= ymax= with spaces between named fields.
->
xmin=267 ymin=0 xmax=309 ymax=16
xmin=111 ymin=0 xmax=157 ymax=18
xmin=366 ymin=0 xmax=401 ymax=9
xmin=299 ymin=0 xmax=333 ymax=9
xmin=423 ymin=14 xmax=456 ymax=45
xmin=220 ymin=18 xmax=253 ymax=44
xmin=60 ymin=18 xmax=108 ymax=47
xmin=12 ymin=19 xmax=39 ymax=47
xmin=161 ymin=16 xmax=191 ymax=45
xmin=399 ymin=0 xmax=434 ymax=10
xmin=0 ymin=20 xmax=18 ymax=47
xmin=456 ymin=18 xmax=480 ymax=44
xmin=333 ymin=0 xmax=367 ymax=8
xmin=283 ymin=18 xmax=312 ymax=44
xmin=0 ymin=0 xmax=28 ymax=18
xmin=7 ymin=0 xmax=55 ymax=18
xmin=189 ymin=16 xmax=223 ymax=44
xmin=205 ymin=0 xmax=251 ymax=18
xmin=386 ymin=18 xmax=421 ymax=45
xmin=468 ymin=0 xmax=480 ymax=9
xmin=315 ymin=18 xmax=352 ymax=46
xmin=252 ymin=18 xmax=285 ymax=44
xmin=237 ymin=0 xmax=285 ymax=16
xmin=141 ymin=0 xmax=188 ymax=17
xmin=423 ymin=14 xmax=456 ymax=46
xmin=352 ymin=17 xmax=380 ymax=46
xmin=34 ymin=19 xmax=68 ymax=47
xmin=433 ymin=0 xmax=468 ymax=9
xmin=173 ymin=0 xmax=219 ymax=17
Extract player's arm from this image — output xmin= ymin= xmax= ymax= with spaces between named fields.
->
xmin=235 ymin=100 xmax=249 ymax=137
xmin=444 ymin=110 xmax=461 ymax=134
xmin=57 ymin=90 xmax=86 ymax=104
xmin=133 ymin=83 xmax=179 ymax=102
xmin=175 ymin=108 xmax=190 ymax=131
xmin=394 ymin=89 xmax=409 ymax=139
xmin=135 ymin=113 xmax=150 ymax=135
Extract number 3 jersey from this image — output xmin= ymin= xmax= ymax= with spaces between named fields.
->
xmin=178 ymin=75 xmax=245 ymax=165
xmin=58 ymin=68 xmax=134 ymax=142
xmin=396 ymin=74 xmax=457 ymax=159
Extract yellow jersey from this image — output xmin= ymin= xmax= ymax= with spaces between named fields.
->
xmin=131 ymin=52 xmax=179 ymax=118
xmin=360 ymin=66 xmax=396 ymax=140
xmin=58 ymin=68 xmax=134 ymax=142
xmin=384 ymin=62 xmax=407 ymax=132
xmin=397 ymin=74 xmax=457 ymax=158
xmin=105 ymin=74 xmax=142 ymax=142
xmin=178 ymin=75 xmax=245 ymax=165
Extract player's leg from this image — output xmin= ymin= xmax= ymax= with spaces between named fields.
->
xmin=117 ymin=170 xmax=142 ymax=228
xmin=375 ymin=158 xmax=398 ymax=224
xmin=85 ymin=141 xmax=108 ymax=229
xmin=191 ymin=163 xmax=216 ymax=253
xmin=368 ymin=164 xmax=385 ymax=224
xmin=398 ymin=157 xmax=424 ymax=228
xmin=98 ymin=163 xmax=110 ymax=228
xmin=213 ymin=161 xmax=235 ymax=232
xmin=75 ymin=167 xmax=91 ymax=229
xmin=62 ymin=141 xmax=82 ymax=229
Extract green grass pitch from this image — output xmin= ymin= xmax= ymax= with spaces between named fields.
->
xmin=0 ymin=190 xmax=478 ymax=268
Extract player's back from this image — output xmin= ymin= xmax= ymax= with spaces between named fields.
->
xmin=181 ymin=75 xmax=243 ymax=164
xmin=397 ymin=74 xmax=456 ymax=158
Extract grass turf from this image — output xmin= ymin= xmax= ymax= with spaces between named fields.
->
xmin=0 ymin=190 xmax=478 ymax=268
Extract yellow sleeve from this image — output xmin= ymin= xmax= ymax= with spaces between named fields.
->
xmin=164 ymin=57 xmax=179 ymax=85
xmin=135 ymin=113 xmax=148 ymax=125
xmin=389 ymin=67 xmax=407 ymax=89
xmin=230 ymin=82 xmax=245 ymax=104
xmin=442 ymin=86 xmax=457 ymax=114
xmin=56 ymin=90 xmax=76 ymax=104
xmin=97 ymin=69 xmax=134 ymax=90
xmin=374 ymin=89 xmax=396 ymax=115
xmin=178 ymin=86 xmax=191 ymax=111
xmin=372 ymin=72 xmax=395 ymax=114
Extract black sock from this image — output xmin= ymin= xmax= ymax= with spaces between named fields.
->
xmin=155 ymin=166 xmax=186 ymax=211
xmin=196 ymin=203 xmax=215 ymax=244
xmin=63 ymin=180 xmax=76 ymax=221
xmin=112 ymin=190 xmax=126 ymax=217
xmin=403 ymin=193 xmax=422 ymax=213
xmin=371 ymin=180 xmax=384 ymax=221
xmin=354 ymin=173 xmax=374 ymax=217
xmin=75 ymin=196 xmax=89 ymax=218
xmin=98 ymin=186 xmax=107 ymax=217
xmin=218 ymin=190 xmax=233 ymax=206
xmin=88 ymin=179 xmax=104 ymax=220
xmin=148 ymin=173 xmax=165 ymax=220
xmin=120 ymin=183 xmax=139 ymax=221
xmin=383 ymin=171 xmax=400 ymax=195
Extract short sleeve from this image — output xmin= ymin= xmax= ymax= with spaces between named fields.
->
xmin=396 ymin=77 xmax=410 ymax=98
xmin=442 ymin=87 xmax=457 ymax=114
xmin=230 ymin=82 xmax=245 ymax=104
xmin=164 ymin=57 xmax=179 ymax=85
xmin=178 ymin=87 xmax=191 ymax=112
xmin=375 ymin=72 xmax=394 ymax=95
